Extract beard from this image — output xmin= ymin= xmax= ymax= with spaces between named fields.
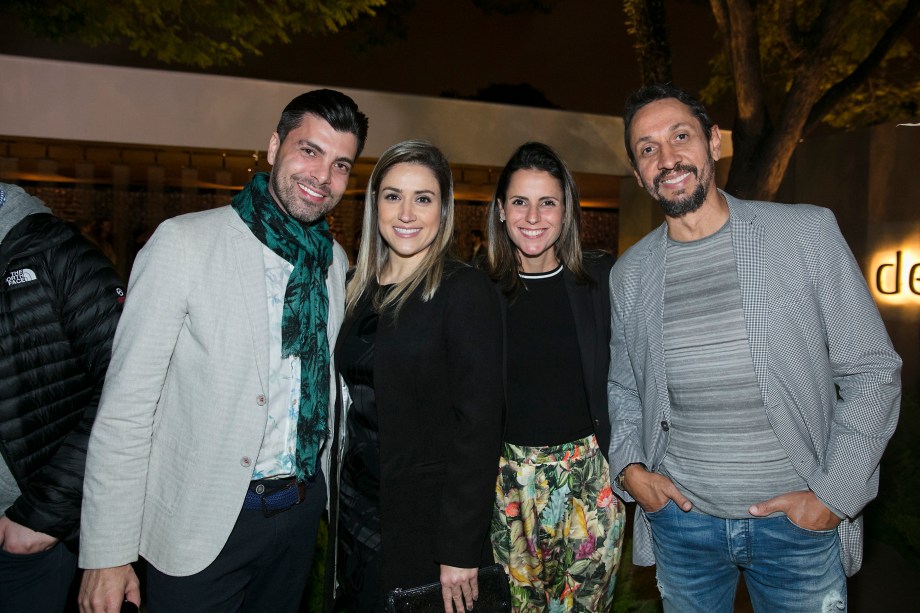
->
xmin=269 ymin=171 xmax=336 ymax=224
xmin=648 ymin=159 xmax=714 ymax=218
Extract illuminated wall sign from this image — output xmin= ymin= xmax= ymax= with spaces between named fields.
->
xmin=876 ymin=251 xmax=920 ymax=295
xmin=870 ymin=247 xmax=920 ymax=306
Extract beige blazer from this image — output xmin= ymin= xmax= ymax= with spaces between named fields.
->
xmin=79 ymin=206 xmax=347 ymax=575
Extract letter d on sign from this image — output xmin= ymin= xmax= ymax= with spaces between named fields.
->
xmin=876 ymin=251 xmax=901 ymax=295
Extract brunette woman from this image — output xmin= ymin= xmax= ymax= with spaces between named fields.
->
xmin=487 ymin=142 xmax=624 ymax=612
xmin=333 ymin=141 xmax=502 ymax=612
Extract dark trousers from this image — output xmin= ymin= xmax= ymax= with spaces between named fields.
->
xmin=146 ymin=470 xmax=326 ymax=613
xmin=0 ymin=540 xmax=77 ymax=613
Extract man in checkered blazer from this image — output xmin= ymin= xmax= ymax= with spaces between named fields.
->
xmin=608 ymin=84 xmax=901 ymax=612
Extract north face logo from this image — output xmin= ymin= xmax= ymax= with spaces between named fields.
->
xmin=5 ymin=268 xmax=37 ymax=287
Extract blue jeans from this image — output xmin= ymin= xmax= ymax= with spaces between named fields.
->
xmin=645 ymin=500 xmax=847 ymax=613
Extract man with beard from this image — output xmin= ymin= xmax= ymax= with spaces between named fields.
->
xmin=78 ymin=89 xmax=368 ymax=613
xmin=608 ymin=83 xmax=901 ymax=612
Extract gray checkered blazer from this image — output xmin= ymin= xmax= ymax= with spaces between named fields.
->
xmin=607 ymin=192 xmax=902 ymax=576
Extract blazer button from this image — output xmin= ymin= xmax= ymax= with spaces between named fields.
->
xmin=660 ymin=421 xmax=670 ymax=432
xmin=256 ymin=394 xmax=266 ymax=406
xmin=241 ymin=456 xmax=252 ymax=467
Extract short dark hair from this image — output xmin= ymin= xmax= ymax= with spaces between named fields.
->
xmin=623 ymin=84 xmax=714 ymax=168
xmin=276 ymin=89 xmax=369 ymax=158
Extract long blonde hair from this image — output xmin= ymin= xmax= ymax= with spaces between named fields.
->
xmin=345 ymin=140 xmax=456 ymax=316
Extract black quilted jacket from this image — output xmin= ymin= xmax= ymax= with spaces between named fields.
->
xmin=0 ymin=212 xmax=124 ymax=549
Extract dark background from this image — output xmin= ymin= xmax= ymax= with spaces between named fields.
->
xmin=0 ymin=0 xmax=722 ymax=119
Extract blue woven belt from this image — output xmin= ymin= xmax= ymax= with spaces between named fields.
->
xmin=242 ymin=478 xmax=306 ymax=516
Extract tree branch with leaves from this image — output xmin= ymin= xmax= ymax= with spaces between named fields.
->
xmin=627 ymin=0 xmax=920 ymax=201
xmin=4 ymin=0 xmax=386 ymax=68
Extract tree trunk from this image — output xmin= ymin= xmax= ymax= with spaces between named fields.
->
xmin=631 ymin=0 xmax=920 ymax=202
xmin=724 ymin=125 xmax=796 ymax=201
xmin=624 ymin=0 xmax=672 ymax=85
xmin=716 ymin=0 xmax=920 ymax=202
xmin=726 ymin=76 xmax=823 ymax=201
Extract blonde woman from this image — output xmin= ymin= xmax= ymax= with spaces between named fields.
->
xmin=332 ymin=141 xmax=503 ymax=612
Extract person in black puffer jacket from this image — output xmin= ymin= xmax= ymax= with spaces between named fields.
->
xmin=0 ymin=183 xmax=125 ymax=613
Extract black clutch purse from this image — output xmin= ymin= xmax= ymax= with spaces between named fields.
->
xmin=385 ymin=564 xmax=512 ymax=613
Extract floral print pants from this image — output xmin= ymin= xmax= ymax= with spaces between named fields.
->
xmin=490 ymin=435 xmax=625 ymax=612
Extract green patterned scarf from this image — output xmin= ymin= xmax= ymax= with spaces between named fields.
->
xmin=232 ymin=172 xmax=332 ymax=480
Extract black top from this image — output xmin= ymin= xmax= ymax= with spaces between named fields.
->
xmin=339 ymin=287 xmax=382 ymax=507
xmin=337 ymin=291 xmax=384 ymax=611
xmin=496 ymin=252 xmax=616 ymax=456
xmin=333 ymin=262 xmax=503 ymax=593
xmin=505 ymin=265 xmax=593 ymax=446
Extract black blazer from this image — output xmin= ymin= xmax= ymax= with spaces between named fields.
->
xmin=332 ymin=261 xmax=503 ymax=593
xmin=497 ymin=252 xmax=615 ymax=456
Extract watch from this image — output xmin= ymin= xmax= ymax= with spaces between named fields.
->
xmin=615 ymin=467 xmax=629 ymax=491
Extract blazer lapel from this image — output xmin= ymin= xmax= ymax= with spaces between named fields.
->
xmin=229 ymin=215 xmax=269 ymax=392
xmin=564 ymin=269 xmax=597 ymax=400
xmin=496 ymin=284 xmax=511 ymax=428
xmin=642 ymin=226 xmax=670 ymax=424
xmin=727 ymin=194 xmax=770 ymax=407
